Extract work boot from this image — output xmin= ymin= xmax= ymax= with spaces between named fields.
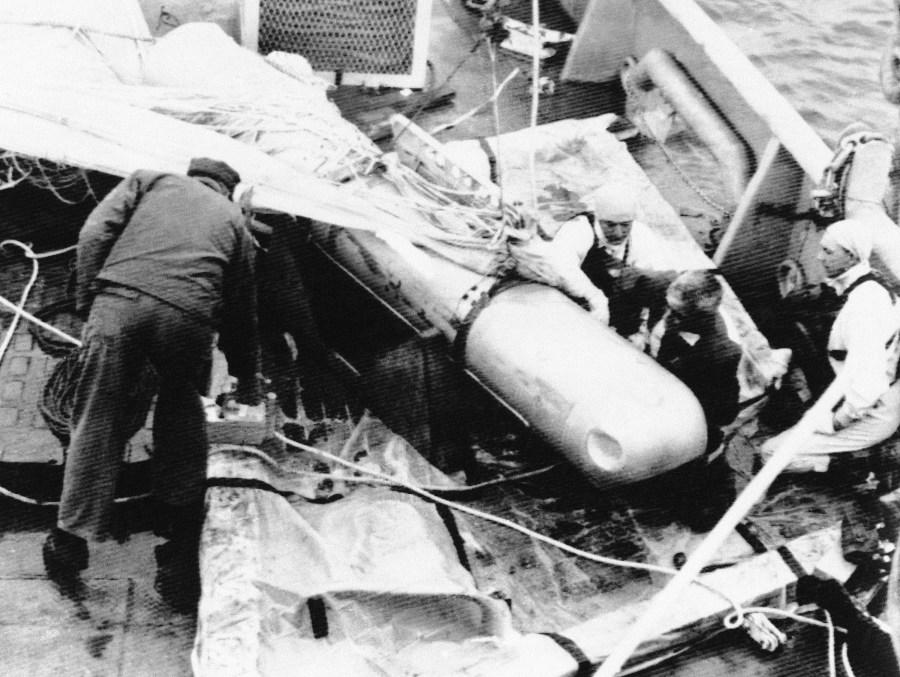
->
xmin=153 ymin=502 xmax=203 ymax=614
xmin=42 ymin=527 xmax=88 ymax=582
xmin=154 ymin=540 xmax=200 ymax=614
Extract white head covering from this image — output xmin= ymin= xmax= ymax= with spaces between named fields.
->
xmin=823 ymin=218 xmax=873 ymax=262
xmin=591 ymin=182 xmax=639 ymax=222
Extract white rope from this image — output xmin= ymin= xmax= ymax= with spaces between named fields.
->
xmin=0 ymin=292 xmax=81 ymax=348
xmin=0 ymin=241 xmax=40 ymax=365
xmin=0 ymin=240 xmax=80 ymax=362
xmin=825 ymin=609 xmax=837 ymax=677
xmin=0 ymin=481 xmax=150 ymax=507
xmin=0 ymin=19 xmax=153 ymax=42
xmin=1 ymin=240 xmax=77 ymax=259
xmin=208 ymin=443 xmax=558 ymax=494
xmin=724 ymin=606 xmax=847 ymax=633
xmin=528 ymin=0 xmax=541 ymax=211
xmin=486 ymin=40 xmax=507 ymax=215
xmin=271 ymin=427 xmax=740 ymax=607
xmin=841 ymin=640 xmax=858 ymax=677
xmin=429 ymin=67 xmax=521 ymax=136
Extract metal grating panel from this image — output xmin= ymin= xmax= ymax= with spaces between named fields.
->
xmin=254 ymin=0 xmax=430 ymax=87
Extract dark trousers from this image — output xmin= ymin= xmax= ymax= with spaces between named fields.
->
xmin=58 ymin=288 xmax=212 ymax=540
xmin=257 ymin=217 xmax=348 ymax=419
xmin=666 ymin=451 xmax=735 ymax=532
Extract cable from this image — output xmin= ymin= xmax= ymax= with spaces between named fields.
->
xmin=208 ymin=443 xmax=559 ymax=495
xmin=723 ymin=605 xmax=847 ymax=633
xmin=0 ymin=241 xmax=40 ymax=365
xmin=620 ymin=64 xmax=732 ymax=217
xmin=0 ymin=292 xmax=81 ymax=348
xmin=271 ymin=428 xmax=741 ymax=608
xmin=427 ymin=462 xmax=559 ymax=494
xmin=825 ymin=609 xmax=837 ymax=677
xmin=614 ymin=627 xmax=731 ymax=676
xmin=428 ymin=66 xmax=521 ymax=136
xmin=0 ymin=482 xmax=150 ymax=507
xmin=0 ymin=240 xmax=81 ymax=351
xmin=393 ymin=34 xmax=486 ymax=145
xmin=0 ymin=19 xmax=153 ymax=42
xmin=486 ymin=40 xmax=507 ymax=211
xmin=28 ymin=299 xmax=81 ymax=357
xmin=842 ymin=641 xmax=858 ymax=677
xmin=1 ymin=240 xmax=77 ymax=259
xmin=528 ymin=0 xmax=541 ymax=211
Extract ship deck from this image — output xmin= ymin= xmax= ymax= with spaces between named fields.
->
xmin=0 ymin=0 xmax=896 ymax=675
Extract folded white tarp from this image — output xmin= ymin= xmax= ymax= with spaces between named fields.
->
xmin=196 ymin=421 xmax=520 ymax=677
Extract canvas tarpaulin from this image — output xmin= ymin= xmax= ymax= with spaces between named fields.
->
xmin=194 ymin=418 xmax=523 ymax=676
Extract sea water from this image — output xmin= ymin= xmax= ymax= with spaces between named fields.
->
xmin=699 ymin=0 xmax=899 ymax=144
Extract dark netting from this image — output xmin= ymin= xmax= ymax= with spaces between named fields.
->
xmin=258 ymin=0 xmax=416 ymax=75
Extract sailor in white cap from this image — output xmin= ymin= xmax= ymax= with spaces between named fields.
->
xmin=510 ymin=180 xmax=675 ymax=336
xmin=585 ymin=181 xmax=671 ymax=269
xmin=576 ymin=181 xmax=678 ymax=341
xmin=762 ymin=218 xmax=900 ymax=472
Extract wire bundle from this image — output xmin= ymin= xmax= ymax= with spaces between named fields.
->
xmin=0 ymin=151 xmax=98 ymax=204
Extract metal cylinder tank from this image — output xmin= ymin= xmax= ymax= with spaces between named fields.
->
xmin=463 ymin=284 xmax=707 ymax=486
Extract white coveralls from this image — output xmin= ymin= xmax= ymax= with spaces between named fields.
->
xmin=763 ymin=262 xmax=900 ymax=471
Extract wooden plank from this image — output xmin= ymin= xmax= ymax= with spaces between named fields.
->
xmin=390 ymin=113 xmax=501 ymax=208
xmin=335 ymin=87 xmax=456 ymax=142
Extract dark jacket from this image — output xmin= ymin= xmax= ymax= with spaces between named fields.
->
xmin=657 ymin=310 xmax=741 ymax=450
xmin=76 ymin=170 xmax=260 ymax=384
xmin=581 ymin=232 xmax=676 ymax=336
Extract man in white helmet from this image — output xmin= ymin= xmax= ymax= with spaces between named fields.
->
xmin=573 ymin=182 xmax=677 ymax=341
xmin=581 ymin=183 xmax=667 ymax=267
xmin=509 ymin=181 xmax=677 ymax=341
xmin=761 ymin=218 xmax=900 ymax=473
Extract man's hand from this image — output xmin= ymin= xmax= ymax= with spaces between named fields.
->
xmin=509 ymin=235 xmax=612 ymax=326
xmin=627 ymin=330 xmax=648 ymax=351
xmin=832 ymin=407 xmax=856 ymax=433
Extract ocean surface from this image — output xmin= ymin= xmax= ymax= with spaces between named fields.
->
xmin=698 ymin=0 xmax=898 ymax=145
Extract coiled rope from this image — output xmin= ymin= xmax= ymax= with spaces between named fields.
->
xmin=38 ymin=345 xmax=158 ymax=448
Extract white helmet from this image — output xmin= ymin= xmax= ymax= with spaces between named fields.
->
xmin=591 ymin=182 xmax=639 ymax=222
